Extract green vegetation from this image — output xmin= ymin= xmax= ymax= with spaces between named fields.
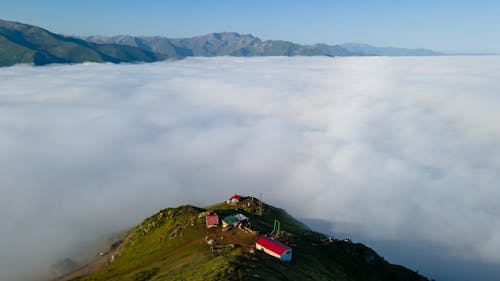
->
xmin=73 ymin=205 xmax=240 ymax=281
xmin=67 ymin=198 xmax=428 ymax=281
xmin=0 ymin=35 xmax=34 ymax=66
xmin=0 ymin=19 xmax=167 ymax=67
xmin=133 ymin=267 xmax=159 ymax=281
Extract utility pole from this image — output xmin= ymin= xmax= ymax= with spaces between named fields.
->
xmin=259 ymin=192 xmax=263 ymax=216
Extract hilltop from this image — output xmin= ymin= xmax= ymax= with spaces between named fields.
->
xmin=54 ymin=196 xmax=429 ymax=281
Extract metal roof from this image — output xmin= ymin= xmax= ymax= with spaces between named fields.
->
xmin=256 ymin=236 xmax=291 ymax=256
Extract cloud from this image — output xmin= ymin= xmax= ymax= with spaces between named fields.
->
xmin=1 ymin=56 xmax=500 ymax=280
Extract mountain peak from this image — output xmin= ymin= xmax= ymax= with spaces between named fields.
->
xmin=195 ymin=32 xmax=259 ymax=45
xmin=54 ymin=196 xmax=429 ymax=281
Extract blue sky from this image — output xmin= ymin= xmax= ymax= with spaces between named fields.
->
xmin=1 ymin=0 xmax=498 ymax=53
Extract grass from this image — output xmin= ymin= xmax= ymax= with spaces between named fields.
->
xmin=71 ymin=199 xmax=428 ymax=281
xmin=0 ymin=35 xmax=34 ymax=66
xmin=75 ymin=205 xmax=241 ymax=281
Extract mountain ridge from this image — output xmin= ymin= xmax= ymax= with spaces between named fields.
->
xmin=78 ymin=32 xmax=346 ymax=57
xmin=53 ymin=196 xmax=430 ymax=281
xmin=78 ymin=32 xmax=445 ymax=57
xmin=0 ymin=18 xmax=448 ymax=68
xmin=339 ymin=42 xmax=442 ymax=56
xmin=0 ymin=19 xmax=167 ymax=67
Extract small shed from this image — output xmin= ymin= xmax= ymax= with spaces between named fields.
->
xmin=222 ymin=215 xmax=239 ymax=228
xmin=205 ymin=212 xmax=219 ymax=228
xmin=226 ymin=194 xmax=242 ymax=205
xmin=255 ymin=236 xmax=292 ymax=262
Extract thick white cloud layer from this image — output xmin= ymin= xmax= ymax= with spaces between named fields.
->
xmin=1 ymin=56 xmax=500 ymax=280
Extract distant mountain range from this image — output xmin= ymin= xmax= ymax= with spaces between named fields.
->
xmin=79 ymin=33 xmax=361 ymax=57
xmin=1 ymin=18 xmax=445 ymax=67
xmin=80 ymin=33 xmax=443 ymax=58
xmin=339 ymin=42 xmax=442 ymax=56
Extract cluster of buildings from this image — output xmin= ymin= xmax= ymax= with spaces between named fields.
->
xmin=204 ymin=194 xmax=293 ymax=262
xmin=205 ymin=211 xmax=249 ymax=229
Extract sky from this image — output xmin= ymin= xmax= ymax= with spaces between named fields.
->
xmin=0 ymin=0 xmax=499 ymax=53
xmin=1 ymin=56 xmax=500 ymax=281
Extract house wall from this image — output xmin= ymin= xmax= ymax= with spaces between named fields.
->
xmin=279 ymin=249 xmax=292 ymax=262
xmin=256 ymin=243 xmax=282 ymax=259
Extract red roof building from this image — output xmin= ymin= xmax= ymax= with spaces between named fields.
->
xmin=255 ymin=236 xmax=292 ymax=261
xmin=226 ymin=194 xmax=243 ymax=205
xmin=205 ymin=212 xmax=219 ymax=228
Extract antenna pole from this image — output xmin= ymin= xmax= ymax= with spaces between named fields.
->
xmin=259 ymin=192 xmax=263 ymax=216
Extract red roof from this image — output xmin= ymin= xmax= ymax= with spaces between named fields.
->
xmin=256 ymin=237 xmax=291 ymax=256
xmin=230 ymin=194 xmax=242 ymax=200
xmin=205 ymin=213 xmax=219 ymax=225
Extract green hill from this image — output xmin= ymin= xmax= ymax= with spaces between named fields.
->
xmin=57 ymin=197 xmax=429 ymax=281
xmin=0 ymin=19 xmax=166 ymax=67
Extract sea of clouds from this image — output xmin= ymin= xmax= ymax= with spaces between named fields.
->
xmin=1 ymin=56 xmax=500 ymax=280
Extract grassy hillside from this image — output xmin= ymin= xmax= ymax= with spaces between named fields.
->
xmin=60 ymin=197 xmax=429 ymax=281
xmin=0 ymin=35 xmax=34 ymax=65
xmin=0 ymin=19 xmax=166 ymax=67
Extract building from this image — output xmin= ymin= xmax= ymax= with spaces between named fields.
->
xmin=226 ymin=194 xmax=242 ymax=205
xmin=222 ymin=215 xmax=240 ymax=228
xmin=255 ymin=236 xmax=292 ymax=261
xmin=205 ymin=212 xmax=219 ymax=228
xmin=233 ymin=213 xmax=248 ymax=222
xmin=221 ymin=213 xmax=248 ymax=228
